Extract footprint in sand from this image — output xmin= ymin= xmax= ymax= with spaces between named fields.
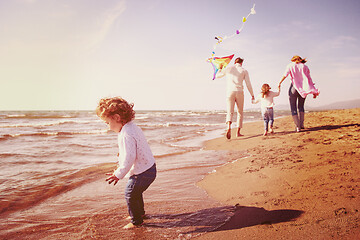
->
xmin=251 ymin=191 xmax=269 ymax=197
xmin=257 ymin=173 xmax=269 ymax=179
xmin=334 ymin=207 xmax=348 ymax=216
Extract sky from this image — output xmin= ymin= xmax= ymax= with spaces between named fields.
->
xmin=1 ymin=0 xmax=359 ymax=111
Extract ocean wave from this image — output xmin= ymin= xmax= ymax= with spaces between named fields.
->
xmin=0 ymin=119 xmax=96 ymax=128
xmin=0 ymin=151 xmax=81 ymax=161
xmin=1 ymin=113 xmax=75 ymax=119
xmin=135 ymin=110 xmax=226 ymax=117
xmin=139 ymin=122 xmax=222 ymax=129
xmin=56 ymin=129 xmax=109 ymax=135
xmin=4 ymin=114 xmax=27 ymax=118
xmin=153 ymin=150 xmax=192 ymax=159
xmin=2 ymin=159 xmax=53 ymax=165
xmin=0 ymin=129 xmax=109 ymax=140
xmin=0 ymin=153 xmax=31 ymax=158
xmin=0 ymin=163 xmax=114 ymax=216
xmin=159 ymin=163 xmax=223 ymax=172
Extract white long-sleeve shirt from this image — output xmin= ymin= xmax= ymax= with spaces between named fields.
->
xmin=217 ymin=63 xmax=254 ymax=96
xmin=253 ymin=90 xmax=280 ymax=114
xmin=114 ymin=121 xmax=155 ymax=179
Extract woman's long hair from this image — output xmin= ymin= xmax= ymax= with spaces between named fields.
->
xmin=291 ymin=55 xmax=307 ymax=63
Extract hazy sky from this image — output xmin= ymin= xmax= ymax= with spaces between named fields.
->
xmin=1 ymin=0 xmax=359 ymax=110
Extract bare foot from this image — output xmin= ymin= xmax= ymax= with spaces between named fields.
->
xmin=237 ymin=133 xmax=244 ymax=137
xmin=269 ymin=127 xmax=274 ymax=133
xmin=226 ymin=128 xmax=231 ymax=139
xmin=263 ymin=131 xmax=268 ymax=136
xmin=123 ymin=222 xmax=142 ymax=229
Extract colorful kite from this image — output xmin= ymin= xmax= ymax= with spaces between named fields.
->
xmin=208 ymin=4 xmax=256 ymax=79
xmin=209 ymin=54 xmax=234 ymax=80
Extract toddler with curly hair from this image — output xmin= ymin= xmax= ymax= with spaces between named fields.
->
xmin=96 ymin=97 xmax=156 ymax=229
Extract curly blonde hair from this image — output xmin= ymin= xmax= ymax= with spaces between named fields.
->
xmin=96 ymin=97 xmax=135 ymax=125
xmin=261 ymin=84 xmax=271 ymax=98
xmin=291 ymin=55 xmax=307 ymax=63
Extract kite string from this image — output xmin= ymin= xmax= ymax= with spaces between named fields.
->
xmin=210 ymin=3 xmax=256 ymax=60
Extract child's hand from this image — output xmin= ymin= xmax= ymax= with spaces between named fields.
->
xmin=106 ymin=173 xmax=119 ymax=185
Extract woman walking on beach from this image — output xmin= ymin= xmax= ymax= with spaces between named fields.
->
xmin=96 ymin=97 xmax=156 ymax=229
xmin=278 ymin=55 xmax=319 ymax=132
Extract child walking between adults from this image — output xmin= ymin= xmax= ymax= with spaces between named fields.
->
xmin=252 ymin=84 xmax=280 ymax=136
xmin=96 ymin=97 xmax=156 ymax=229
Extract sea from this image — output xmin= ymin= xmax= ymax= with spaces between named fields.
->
xmin=0 ymin=109 xmax=288 ymax=239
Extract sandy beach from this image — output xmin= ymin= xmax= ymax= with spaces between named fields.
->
xmin=196 ymin=108 xmax=360 ymax=239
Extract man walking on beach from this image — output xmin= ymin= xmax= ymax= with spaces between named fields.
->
xmin=217 ymin=57 xmax=255 ymax=139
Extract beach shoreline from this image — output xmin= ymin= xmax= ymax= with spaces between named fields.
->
xmin=1 ymin=109 xmax=359 ymax=239
xmin=196 ymin=108 xmax=360 ymax=239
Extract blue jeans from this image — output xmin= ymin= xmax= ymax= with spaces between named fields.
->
xmin=263 ymin=108 xmax=274 ymax=131
xmin=125 ymin=164 xmax=156 ymax=225
xmin=289 ymin=84 xmax=306 ymax=116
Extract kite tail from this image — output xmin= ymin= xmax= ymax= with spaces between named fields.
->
xmin=210 ymin=3 xmax=256 ymax=57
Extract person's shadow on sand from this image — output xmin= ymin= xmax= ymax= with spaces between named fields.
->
xmin=145 ymin=205 xmax=303 ymax=234
xmin=236 ymin=123 xmax=360 ymax=140
xmin=302 ymin=123 xmax=360 ymax=132
xmin=276 ymin=123 xmax=360 ymax=136
xmin=213 ymin=204 xmax=303 ymax=232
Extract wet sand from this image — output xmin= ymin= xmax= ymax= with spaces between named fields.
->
xmin=196 ymin=108 xmax=360 ymax=239
xmin=1 ymin=150 xmax=245 ymax=239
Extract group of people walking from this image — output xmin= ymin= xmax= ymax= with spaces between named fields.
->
xmin=216 ymin=55 xmax=319 ymax=138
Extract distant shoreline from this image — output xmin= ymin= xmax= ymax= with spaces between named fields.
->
xmin=1 ymin=98 xmax=359 ymax=112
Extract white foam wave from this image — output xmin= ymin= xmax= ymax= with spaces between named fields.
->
xmin=139 ymin=122 xmax=222 ymax=128
xmin=0 ymin=119 xmax=95 ymax=128
xmin=1 ymin=129 xmax=109 ymax=139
